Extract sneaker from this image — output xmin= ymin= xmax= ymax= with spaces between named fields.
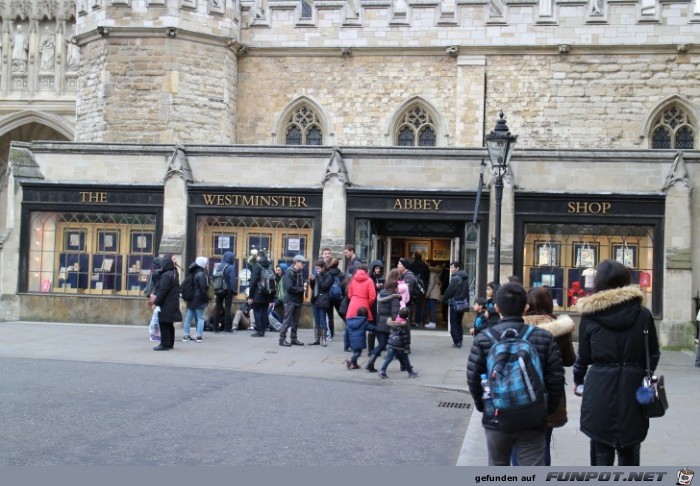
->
xmin=425 ymin=322 xmax=436 ymax=329
xmin=183 ymin=335 xmax=194 ymax=342
xmin=379 ymin=371 xmax=388 ymax=379
xmin=408 ymin=371 xmax=418 ymax=378
xmin=196 ymin=336 xmax=202 ymax=343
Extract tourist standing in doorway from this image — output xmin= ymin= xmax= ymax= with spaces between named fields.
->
xmin=248 ymin=250 xmax=274 ymax=337
xmin=423 ymin=262 xmax=443 ymax=329
xmin=182 ymin=256 xmax=210 ymax=343
xmin=441 ymin=261 xmax=469 ymax=348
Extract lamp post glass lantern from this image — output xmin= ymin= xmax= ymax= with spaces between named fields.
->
xmin=485 ymin=112 xmax=517 ymax=286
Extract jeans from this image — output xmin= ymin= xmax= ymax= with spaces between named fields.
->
xmin=183 ymin=305 xmax=206 ymax=337
xmin=351 ymin=349 xmax=362 ymax=364
xmin=484 ymin=427 xmax=546 ymax=466
xmin=380 ymin=347 xmax=412 ymax=374
xmin=369 ymin=332 xmax=389 ymax=361
xmin=312 ymin=304 xmax=329 ymax=331
xmin=449 ymin=307 xmax=464 ymax=346
xmin=421 ymin=299 xmax=438 ymax=324
xmin=590 ymin=440 xmax=640 ymax=466
xmin=280 ymin=302 xmax=301 ymax=341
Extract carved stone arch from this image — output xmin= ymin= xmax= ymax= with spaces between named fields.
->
xmin=273 ymin=96 xmax=333 ymax=145
xmin=0 ymin=110 xmax=74 ymax=140
xmin=0 ymin=111 xmax=73 ymax=169
xmin=384 ymin=96 xmax=448 ymax=147
xmin=641 ymin=95 xmax=699 ymax=147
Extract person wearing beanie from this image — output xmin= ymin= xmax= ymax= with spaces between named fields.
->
xmin=182 ymin=255 xmax=211 ymax=343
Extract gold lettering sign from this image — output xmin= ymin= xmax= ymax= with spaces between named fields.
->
xmin=202 ymin=194 xmax=309 ymax=208
xmin=79 ymin=191 xmax=108 ymax=203
xmin=392 ymin=198 xmax=443 ymax=211
xmin=567 ymin=201 xmax=611 ymax=214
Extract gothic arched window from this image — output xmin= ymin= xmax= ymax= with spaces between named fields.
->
xmin=284 ymin=105 xmax=323 ymax=145
xmin=395 ymin=106 xmax=437 ymax=147
xmin=650 ymin=105 xmax=696 ymax=149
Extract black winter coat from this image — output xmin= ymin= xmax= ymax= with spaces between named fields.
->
xmin=185 ymin=263 xmax=210 ymax=309
xmin=467 ymin=316 xmax=565 ymax=430
xmin=441 ymin=270 xmax=469 ymax=305
xmin=387 ymin=318 xmax=411 ymax=351
xmin=375 ymin=290 xmax=401 ymax=333
xmin=154 ymin=258 xmax=182 ymax=323
xmin=573 ymin=286 xmax=660 ymax=448
xmin=310 ymin=269 xmax=333 ymax=309
xmin=249 ymin=257 xmax=274 ymax=305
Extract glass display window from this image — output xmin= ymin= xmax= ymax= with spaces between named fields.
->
xmin=523 ymin=223 xmax=655 ymax=311
xmin=28 ymin=211 xmax=157 ymax=295
xmin=195 ymin=216 xmax=314 ymax=300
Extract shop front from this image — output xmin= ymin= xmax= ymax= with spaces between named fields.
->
xmin=513 ymin=193 xmax=665 ymax=315
xmin=18 ymin=183 xmax=164 ymax=322
xmin=187 ymin=187 xmax=322 ymax=299
xmin=346 ymin=189 xmax=489 ymax=300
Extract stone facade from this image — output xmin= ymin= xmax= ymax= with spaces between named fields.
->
xmin=0 ymin=0 xmax=699 ymax=347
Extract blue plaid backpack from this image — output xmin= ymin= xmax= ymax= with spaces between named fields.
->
xmin=485 ymin=325 xmax=547 ymax=432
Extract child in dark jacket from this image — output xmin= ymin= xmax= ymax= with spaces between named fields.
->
xmin=345 ymin=307 xmax=369 ymax=369
xmin=379 ymin=307 xmax=417 ymax=379
xmin=470 ymin=297 xmax=488 ymax=336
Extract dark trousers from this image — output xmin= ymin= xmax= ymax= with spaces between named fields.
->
xmin=369 ymin=332 xmax=389 ymax=361
xmin=380 ymin=347 xmax=412 ymax=373
xmin=253 ymin=303 xmax=269 ymax=335
xmin=449 ymin=307 xmax=464 ymax=346
xmin=159 ymin=322 xmax=175 ymax=348
xmin=590 ymin=440 xmax=640 ymax=466
xmin=280 ymin=302 xmax=301 ymax=342
xmin=215 ymin=291 xmax=234 ymax=331
xmin=329 ymin=298 xmax=344 ymax=337
xmin=367 ymin=331 xmax=375 ymax=354
xmin=351 ymin=349 xmax=362 ymax=364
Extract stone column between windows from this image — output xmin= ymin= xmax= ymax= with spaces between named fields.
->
xmin=161 ymin=176 xmax=189 ymax=272
xmin=661 ymin=183 xmax=693 ymax=347
xmin=320 ymin=176 xmax=347 ymax=258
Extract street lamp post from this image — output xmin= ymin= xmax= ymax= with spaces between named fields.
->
xmin=485 ymin=112 xmax=517 ymax=287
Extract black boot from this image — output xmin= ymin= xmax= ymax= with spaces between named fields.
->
xmin=366 ymin=355 xmax=378 ymax=373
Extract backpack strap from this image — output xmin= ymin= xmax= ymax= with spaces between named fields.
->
xmin=520 ymin=324 xmax=535 ymax=342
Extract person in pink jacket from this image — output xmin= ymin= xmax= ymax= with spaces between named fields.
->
xmin=346 ymin=264 xmax=377 ymax=322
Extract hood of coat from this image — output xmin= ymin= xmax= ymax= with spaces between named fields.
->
xmin=346 ymin=316 xmax=368 ymax=331
xmin=160 ymin=255 xmax=175 ymax=273
xmin=575 ymin=286 xmax=645 ymax=331
xmin=187 ymin=262 xmax=204 ymax=274
xmin=352 ymin=269 xmax=370 ymax=282
xmin=370 ymin=259 xmax=384 ymax=272
xmin=453 ymin=270 xmax=468 ymax=280
xmin=523 ymin=314 xmax=575 ymax=338
xmin=256 ymin=255 xmax=271 ymax=269
xmin=222 ymin=251 xmax=235 ymax=265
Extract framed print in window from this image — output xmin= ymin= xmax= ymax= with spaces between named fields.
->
xmin=535 ymin=241 xmax=561 ymax=267
xmin=98 ymin=230 xmax=120 ymax=253
xmin=130 ymin=231 xmax=154 ymax=254
xmin=64 ymin=229 xmax=86 ymax=252
xmin=407 ymin=240 xmax=431 ymax=258
xmin=573 ymin=242 xmax=599 ymax=268
xmin=213 ymin=234 xmax=235 ymax=256
xmin=613 ymin=244 xmax=637 ymax=268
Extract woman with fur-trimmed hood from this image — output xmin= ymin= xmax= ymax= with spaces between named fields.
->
xmin=573 ymin=259 xmax=660 ymax=466
xmin=512 ymin=286 xmax=576 ymax=466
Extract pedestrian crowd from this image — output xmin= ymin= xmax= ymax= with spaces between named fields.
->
xmin=144 ymin=250 xmax=662 ymax=467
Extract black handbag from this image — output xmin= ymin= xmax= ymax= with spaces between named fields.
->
xmin=641 ymin=322 xmax=669 ymax=418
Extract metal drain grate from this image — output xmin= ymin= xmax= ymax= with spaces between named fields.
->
xmin=438 ymin=401 xmax=471 ymax=409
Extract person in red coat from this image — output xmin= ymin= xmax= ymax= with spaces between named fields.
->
xmin=346 ymin=264 xmax=377 ymax=322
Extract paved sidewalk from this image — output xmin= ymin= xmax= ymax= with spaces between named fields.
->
xmin=1 ymin=320 xmax=698 ymax=466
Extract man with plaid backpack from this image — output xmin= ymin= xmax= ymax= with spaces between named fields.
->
xmin=467 ymin=282 xmax=565 ymax=466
